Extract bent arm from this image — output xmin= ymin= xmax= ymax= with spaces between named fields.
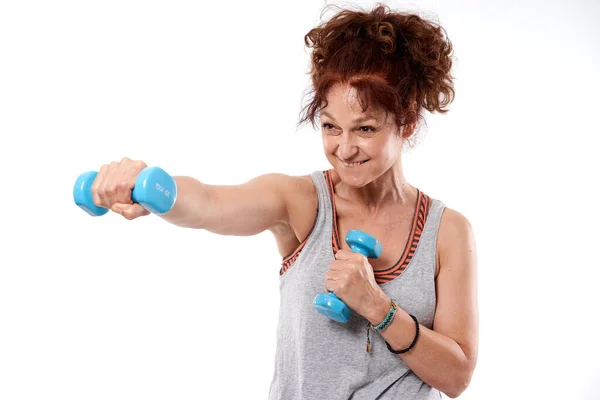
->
xmin=159 ymin=174 xmax=292 ymax=236
xmin=369 ymin=208 xmax=479 ymax=398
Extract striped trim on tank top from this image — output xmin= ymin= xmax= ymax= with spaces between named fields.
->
xmin=280 ymin=169 xmax=432 ymax=284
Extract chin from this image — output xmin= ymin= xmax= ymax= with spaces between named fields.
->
xmin=334 ymin=162 xmax=373 ymax=187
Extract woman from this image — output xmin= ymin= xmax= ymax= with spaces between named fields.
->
xmin=92 ymin=3 xmax=478 ymax=399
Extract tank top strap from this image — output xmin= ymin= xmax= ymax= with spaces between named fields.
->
xmin=310 ymin=170 xmax=334 ymax=230
xmin=418 ymin=198 xmax=446 ymax=250
xmin=279 ymin=171 xmax=332 ymax=276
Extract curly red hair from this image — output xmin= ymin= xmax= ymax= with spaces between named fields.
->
xmin=298 ymin=3 xmax=455 ymax=144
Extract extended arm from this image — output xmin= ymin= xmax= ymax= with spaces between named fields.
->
xmin=159 ymin=174 xmax=294 ymax=236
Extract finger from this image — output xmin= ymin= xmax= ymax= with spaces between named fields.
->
xmin=93 ymin=164 xmax=109 ymax=208
xmin=328 ymin=260 xmax=348 ymax=271
xmin=114 ymin=174 xmax=134 ymax=205
xmin=118 ymin=158 xmax=149 ymax=205
xmin=119 ymin=203 xmax=150 ymax=220
xmin=324 ymin=277 xmax=337 ymax=293
xmin=114 ymin=158 xmax=138 ymax=204
xmin=325 ymin=275 xmax=347 ymax=294
xmin=334 ymin=249 xmax=358 ymax=261
xmin=112 ymin=203 xmax=148 ymax=219
xmin=325 ymin=270 xmax=345 ymax=288
xmin=325 ymin=270 xmax=339 ymax=281
xmin=103 ymin=162 xmax=120 ymax=207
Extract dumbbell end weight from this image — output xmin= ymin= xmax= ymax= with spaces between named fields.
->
xmin=345 ymin=229 xmax=383 ymax=258
xmin=131 ymin=167 xmax=177 ymax=215
xmin=73 ymin=171 xmax=109 ymax=216
xmin=313 ymin=292 xmax=352 ymax=323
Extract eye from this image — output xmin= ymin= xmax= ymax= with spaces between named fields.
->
xmin=322 ymin=123 xmax=340 ymax=135
xmin=359 ymin=126 xmax=376 ymax=133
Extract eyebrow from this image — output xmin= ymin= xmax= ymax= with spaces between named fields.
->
xmin=320 ymin=111 xmax=377 ymax=124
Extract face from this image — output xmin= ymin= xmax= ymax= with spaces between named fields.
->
xmin=320 ymin=83 xmax=404 ymax=187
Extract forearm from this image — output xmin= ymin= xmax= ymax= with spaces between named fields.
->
xmin=159 ymin=176 xmax=212 ymax=229
xmin=367 ymin=297 xmax=475 ymax=398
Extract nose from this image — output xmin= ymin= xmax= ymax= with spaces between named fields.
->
xmin=336 ymin=132 xmax=359 ymax=160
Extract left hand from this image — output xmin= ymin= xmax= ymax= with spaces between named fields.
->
xmin=325 ymin=249 xmax=387 ymax=319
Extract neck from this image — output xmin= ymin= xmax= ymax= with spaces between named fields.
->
xmin=335 ymin=161 xmax=414 ymax=215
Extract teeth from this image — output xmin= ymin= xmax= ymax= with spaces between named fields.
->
xmin=341 ymin=160 xmax=366 ymax=167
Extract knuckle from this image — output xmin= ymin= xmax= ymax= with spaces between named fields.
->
xmin=116 ymin=180 xmax=129 ymax=190
xmin=96 ymin=184 xmax=106 ymax=196
xmin=104 ymin=183 xmax=116 ymax=194
xmin=135 ymin=160 xmax=147 ymax=169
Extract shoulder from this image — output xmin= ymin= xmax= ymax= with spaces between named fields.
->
xmin=267 ymin=173 xmax=320 ymax=255
xmin=252 ymin=173 xmax=316 ymax=198
xmin=272 ymin=173 xmax=317 ymax=201
xmin=435 ymin=207 xmax=477 ymax=277
xmin=438 ymin=207 xmax=474 ymax=240
xmin=285 ymin=173 xmax=319 ymax=215
xmin=263 ymin=172 xmax=318 ymax=217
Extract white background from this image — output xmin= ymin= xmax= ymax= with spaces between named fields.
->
xmin=1 ymin=0 xmax=599 ymax=398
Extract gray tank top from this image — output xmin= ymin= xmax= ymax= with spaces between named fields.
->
xmin=269 ymin=170 xmax=446 ymax=400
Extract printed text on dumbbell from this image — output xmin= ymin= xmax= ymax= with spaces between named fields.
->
xmin=155 ymin=183 xmax=170 ymax=198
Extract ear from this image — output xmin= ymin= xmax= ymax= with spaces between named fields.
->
xmin=397 ymin=100 xmax=417 ymax=139
xmin=399 ymin=123 xmax=416 ymax=139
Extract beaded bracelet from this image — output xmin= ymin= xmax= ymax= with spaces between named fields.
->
xmin=385 ymin=314 xmax=420 ymax=354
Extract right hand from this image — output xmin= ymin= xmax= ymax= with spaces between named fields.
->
xmin=91 ymin=157 xmax=151 ymax=220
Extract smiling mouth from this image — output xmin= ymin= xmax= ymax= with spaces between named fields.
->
xmin=340 ymin=159 xmax=368 ymax=167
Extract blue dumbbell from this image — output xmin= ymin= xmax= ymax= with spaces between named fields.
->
xmin=313 ymin=229 xmax=383 ymax=323
xmin=73 ymin=166 xmax=177 ymax=216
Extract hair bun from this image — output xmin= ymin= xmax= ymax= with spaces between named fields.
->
xmin=299 ymin=3 xmax=455 ymax=148
xmin=366 ymin=20 xmax=396 ymax=54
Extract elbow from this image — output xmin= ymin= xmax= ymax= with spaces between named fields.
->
xmin=444 ymin=360 xmax=476 ymax=398
xmin=444 ymin=377 xmax=471 ymax=398
xmin=444 ymin=379 xmax=470 ymax=399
